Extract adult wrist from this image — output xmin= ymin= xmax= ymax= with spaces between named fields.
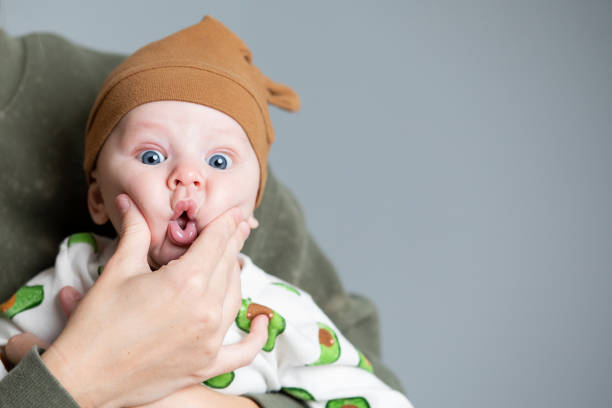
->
xmin=41 ymin=343 xmax=102 ymax=408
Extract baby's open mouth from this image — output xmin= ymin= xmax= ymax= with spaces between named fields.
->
xmin=176 ymin=212 xmax=189 ymax=229
xmin=167 ymin=201 xmax=198 ymax=246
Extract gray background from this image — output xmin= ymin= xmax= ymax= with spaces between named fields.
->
xmin=2 ymin=1 xmax=611 ymax=407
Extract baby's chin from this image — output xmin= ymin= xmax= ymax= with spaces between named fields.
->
xmin=147 ymin=221 xmax=204 ymax=269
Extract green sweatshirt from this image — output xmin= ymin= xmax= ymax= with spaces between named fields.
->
xmin=0 ymin=30 xmax=403 ymax=407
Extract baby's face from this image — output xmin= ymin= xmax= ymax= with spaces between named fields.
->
xmin=88 ymin=101 xmax=260 ymax=269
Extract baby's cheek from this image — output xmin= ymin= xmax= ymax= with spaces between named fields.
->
xmin=209 ymin=177 xmax=257 ymax=217
xmin=209 ymin=192 xmax=254 ymax=223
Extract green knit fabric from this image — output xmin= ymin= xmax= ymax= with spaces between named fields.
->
xmin=0 ymin=29 xmax=403 ymax=407
xmin=0 ymin=348 xmax=77 ymax=408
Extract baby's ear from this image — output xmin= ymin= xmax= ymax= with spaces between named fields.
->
xmin=87 ymin=170 xmax=109 ymax=225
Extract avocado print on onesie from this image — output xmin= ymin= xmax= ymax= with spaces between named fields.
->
xmin=326 ymin=397 xmax=371 ymax=408
xmin=357 ymin=350 xmax=374 ymax=373
xmin=0 ymin=286 xmax=44 ymax=319
xmin=236 ymin=297 xmax=286 ymax=352
xmin=67 ymin=232 xmax=98 ymax=252
xmin=203 ymin=371 xmax=236 ymax=389
xmin=310 ymin=322 xmax=341 ymax=366
xmin=271 ymin=281 xmax=301 ymax=296
xmin=0 ymin=232 xmax=100 ymax=320
xmin=282 ymin=387 xmax=316 ymax=401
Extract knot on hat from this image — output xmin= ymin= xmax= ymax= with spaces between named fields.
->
xmin=266 ymin=77 xmax=301 ymax=112
xmin=240 ymin=43 xmax=300 ymax=112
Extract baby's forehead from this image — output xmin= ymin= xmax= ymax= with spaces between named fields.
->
xmin=115 ymin=101 xmax=248 ymax=141
xmin=124 ymin=101 xmax=242 ymax=127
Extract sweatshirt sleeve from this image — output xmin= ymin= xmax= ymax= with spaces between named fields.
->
xmin=0 ymin=29 xmax=122 ymax=407
xmin=0 ymin=347 xmax=79 ymax=408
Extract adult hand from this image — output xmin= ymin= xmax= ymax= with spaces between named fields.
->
xmin=40 ymin=194 xmax=269 ymax=408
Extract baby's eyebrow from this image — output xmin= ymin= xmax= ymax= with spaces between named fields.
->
xmin=125 ymin=120 xmax=171 ymax=134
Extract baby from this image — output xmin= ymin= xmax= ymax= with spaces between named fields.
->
xmin=0 ymin=16 xmax=412 ymax=408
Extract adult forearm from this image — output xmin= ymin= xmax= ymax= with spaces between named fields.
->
xmin=129 ymin=383 xmax=309 ymax=408
xmin=0 ymin=348 xmax=307 ymax=408
xmin=130 ymin=384 xmax=259 ymax=408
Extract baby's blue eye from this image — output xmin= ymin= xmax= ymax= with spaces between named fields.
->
xmin=138 ymin=150 xmax=166 ymax=165
xmin=207 ymin=153 xmax=232 ymax=170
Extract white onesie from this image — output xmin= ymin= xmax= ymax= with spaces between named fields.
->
xmin=0 ymin=233 xmax=412 ymax=408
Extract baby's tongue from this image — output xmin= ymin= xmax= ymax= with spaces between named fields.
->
xmin=167 ymin=219 xmax=197 ymax=246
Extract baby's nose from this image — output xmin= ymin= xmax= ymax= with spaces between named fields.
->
xmin=168 ymin=166 xmax=203 ymax=190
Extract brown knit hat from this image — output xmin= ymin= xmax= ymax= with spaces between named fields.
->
xmin=84 ymin=16 xmax=300 ymax=206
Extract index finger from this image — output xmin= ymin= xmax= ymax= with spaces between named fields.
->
xmin=176 ymin=207 xmax=244 ymax=273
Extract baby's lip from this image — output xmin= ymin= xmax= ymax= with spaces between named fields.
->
xmin=171 ymin=199 xmax=197 ymax=220
xmin=167 ymin=199 xmax=199 ymax=247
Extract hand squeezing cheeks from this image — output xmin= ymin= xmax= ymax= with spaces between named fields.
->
xmin=34 ymin=194 xmax=270 ymax=408
xmin=3 ymin=207 xmax=263 ymax=371
xmin=3 ymin=211 xmax=259 ymax=370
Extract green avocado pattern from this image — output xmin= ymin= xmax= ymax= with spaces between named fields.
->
xmin=235 ymin=298 xmax=286 ymax=352
xmin=326 ymin=396 xmax=371 ymax=408
xmin=1 ymin=285 xmax=44 ymax=319
xmin=309 ymin=322 xmax=340 ymax=366
xmin=357 ymin=350 xmax=374 ymax=373
xmin=68 ymin=232 xmax=98 ymax=252
xmin=203 ymin=371 xmax=235 ymax=388
xmin=282 ymin=387 xmax=315 ymax=401
xmin=271 ymin=281 xmax=301 ymax=296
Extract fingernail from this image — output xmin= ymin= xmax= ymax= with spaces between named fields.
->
xmin=116 ymin=195 xmax=130 ymax=214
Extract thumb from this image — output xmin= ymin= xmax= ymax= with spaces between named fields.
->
xmin=58 ymin=286 xmax=83 ymax=318
xmin=107 ymin=194 xmax=151 ymax=277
